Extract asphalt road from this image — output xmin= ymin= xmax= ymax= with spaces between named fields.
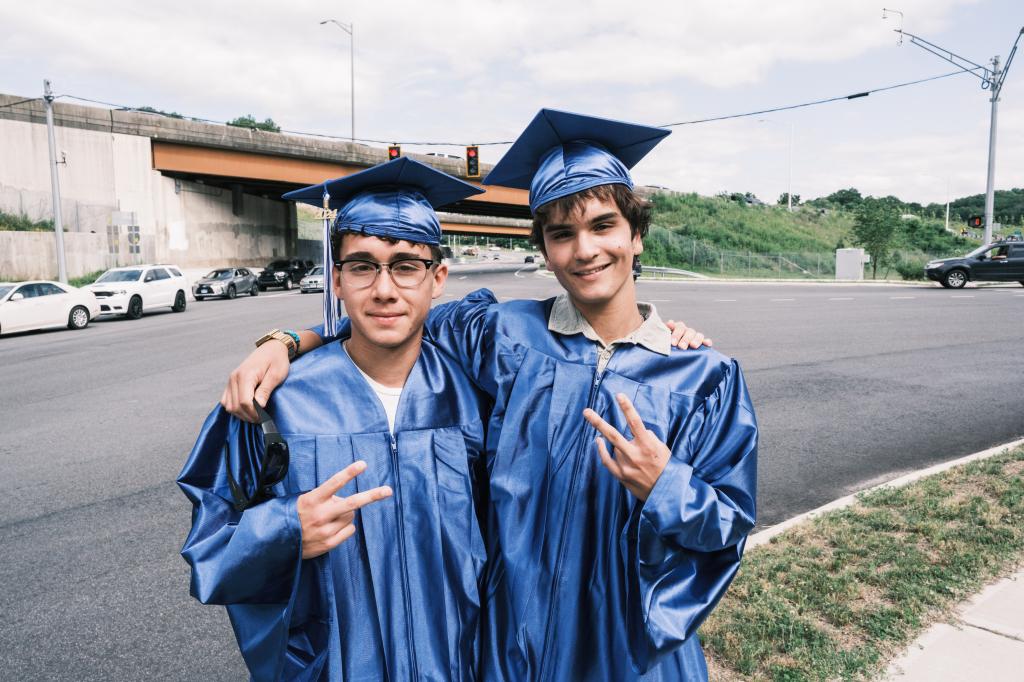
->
xmin=1 ymin=271 xmax=1022 ymax=680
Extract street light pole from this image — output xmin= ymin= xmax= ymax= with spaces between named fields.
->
xmin=885 ymin=21 xmax=1022 ymax=245
xmin=43 ymin=79 xmax=68 ymax=283
xmin=320 ymin=19 xmax=355 ymax=141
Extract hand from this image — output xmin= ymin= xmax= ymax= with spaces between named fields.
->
xmin=297 ymin=460 xmax=393 ymax=560
xmin=665 ymin=319 xmax=712 ymax=350
xmin=221 ymin=340 xmax=292 ymax=423
xmin=583 ymin=393 xmax=671 ymax=501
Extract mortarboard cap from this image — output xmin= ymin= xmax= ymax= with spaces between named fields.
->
xmin=283 ymin=156 xmax=484 ymax=246
xmin=483 ymin=109 xmax=671 ymax=213
xmin=282 ymin=156 xmax=484 ymax=334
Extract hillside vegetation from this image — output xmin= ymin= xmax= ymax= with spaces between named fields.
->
xmin=645 ymin=192 xmax=979 ymax=279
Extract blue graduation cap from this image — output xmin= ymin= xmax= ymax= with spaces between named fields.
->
xmin=283 ymin=156 xmax=484 ymax=246
xmin=282 ymin=156 xmax=484 ymax=334
xmin=483 ymin=109 xmax=671 ymax=212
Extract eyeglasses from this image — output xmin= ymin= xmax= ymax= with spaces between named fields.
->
xmin=334 ymin=258 xmax=436 ymax=289
xmin=223 ymin=401 xmax=290 ymax=512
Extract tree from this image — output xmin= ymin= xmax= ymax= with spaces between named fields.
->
xmin=824 ymin=188 xmax=863 ymax=209
xmin=851 ymin=198 xmax=899 ymax=279
xmin=227 ymin=115 xmax=281 ymax=133
xmin=778 ymin=192 xmax=801 ymax=206
xmin=136 ymin=106 xmax=183 ymax=119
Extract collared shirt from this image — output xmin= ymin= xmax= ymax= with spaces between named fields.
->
xmin=547 ymin=293 xmax=671 ymax=372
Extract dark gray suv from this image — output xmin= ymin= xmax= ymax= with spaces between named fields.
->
xmin=925 ymin=240 xmax=1024 ymax=288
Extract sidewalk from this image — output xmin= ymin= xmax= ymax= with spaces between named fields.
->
xmin=883 ymin=567 xmax=1024 ymax=680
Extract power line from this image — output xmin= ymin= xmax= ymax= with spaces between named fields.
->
xmin=47 ymin=67 xmax=985 ymax=147
xmin=658 ymin=67 xmax=983 ymax=127
xmin=0 ymin=96 xmax=42 ymax=110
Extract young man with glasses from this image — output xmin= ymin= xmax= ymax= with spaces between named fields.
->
xmin=179 ymin=158 xmax=491 ymax=681
xmin=223 ymin=110 xmax=756 ymax=681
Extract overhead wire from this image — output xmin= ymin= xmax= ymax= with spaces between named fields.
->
xmin=39 ymin=66 xmax=986 ymax=146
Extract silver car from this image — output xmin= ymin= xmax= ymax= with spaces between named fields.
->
xmin=193 ymin=268 xmax=259 ymax=300
xmin=299 ymin=265 xmax=325 ymax=294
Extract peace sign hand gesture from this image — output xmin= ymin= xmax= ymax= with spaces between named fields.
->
xmin=297 ymin=460 xmax=392 ymax=559
xmin=583 ymin=393 xmax=671 ymax=501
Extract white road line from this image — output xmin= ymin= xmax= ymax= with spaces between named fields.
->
xmin=828 ymin=297 xmax=854 ymax=301
xmin=889 ymin=296 xmax=916 ymax=300
xmin=514 ymin=268 xmax=529 ymax=278
xmin=951 ymin=295 xmax=975 ymax=298
xmin=771 ymin=298 xmax=795 ymax=302
xmin=714 ymin=299 xmax=737 ymax=302
xmin=457 ymin=276 xmax=468 ymax=280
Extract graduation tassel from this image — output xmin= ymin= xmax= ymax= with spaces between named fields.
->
xmin=321 ymin=187 xmax=342 ymax=336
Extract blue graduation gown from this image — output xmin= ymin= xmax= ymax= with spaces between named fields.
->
xmin=370 ymin=289 xmax=758 ymax=681
xmin=178 ymin=340 xmax=489 ymax=681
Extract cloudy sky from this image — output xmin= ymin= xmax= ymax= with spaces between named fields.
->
xmin=2 ymin=0 xmax=1021 ymax=205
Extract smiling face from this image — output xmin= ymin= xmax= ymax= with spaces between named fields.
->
xmin=332 ymin=233 xmax=447 ymax=351
xmin=539 ymin=195 xmax=643 ymax=314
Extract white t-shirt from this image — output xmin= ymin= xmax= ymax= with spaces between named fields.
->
xmin=344 ymin=343 xmax=404 ymax=433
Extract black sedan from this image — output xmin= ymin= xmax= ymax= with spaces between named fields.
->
xmin=193 ymin=268 xmax=259 ymax=300
xmin=257 ymin=259 xmax=309 ymax=291
xmin=925 ymin=241 xmax=1024 ymax=288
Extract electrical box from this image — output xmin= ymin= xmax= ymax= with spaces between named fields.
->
xmin=835 ymin=248 xmax=869 ymax=280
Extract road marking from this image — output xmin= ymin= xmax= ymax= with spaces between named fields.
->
xmin=950 ymin=295 xmax=975 ymax=298
xmin=828 ymin=297 xmax=854 ymax=301
xmin=458 ymin=276 xmax=468 ymax=280
xmin=771 ymin=298 xmax=795 ymax=302
xmin=889 ymin=296 xmax=916 ymax=300
xmin=714 ymin=299 xmax=737 ymax=302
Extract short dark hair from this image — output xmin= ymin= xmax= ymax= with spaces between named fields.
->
xmin=530 ymin=183 xmax=651 ymax=250
xmin=331 ymin=232 xmax=444 ymax=264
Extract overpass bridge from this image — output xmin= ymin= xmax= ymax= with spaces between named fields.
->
xmin=0 ymin=92 xmax=533 ymax=278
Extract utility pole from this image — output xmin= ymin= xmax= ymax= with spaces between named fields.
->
xmin=43 ymin=79 xmax=68 ymax=283
xmin=320 ymin=19 xmax=355 ymax=141
xmin=884 ymin=14 xmax=1022 ymax=245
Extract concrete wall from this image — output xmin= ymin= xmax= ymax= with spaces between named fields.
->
xmin=0 ymin=117 xmax=293 ymax=278
xmin=0 ymin=232 xmax=111 ymax=281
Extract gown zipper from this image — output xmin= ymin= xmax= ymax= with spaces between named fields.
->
xmin=390 ymin=433 xmax=420 ymax=678
xmin=537 ymin=362 xmax=606 ymax=678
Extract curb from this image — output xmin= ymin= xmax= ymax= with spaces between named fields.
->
xmin=748 ymin=436 xmax=1024 ymax=549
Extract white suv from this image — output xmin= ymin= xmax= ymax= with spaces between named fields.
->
xmin=87 ymin=264 xmax=190 ymax=319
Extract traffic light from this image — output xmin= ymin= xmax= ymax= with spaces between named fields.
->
xmin=967 ymin=215 xmax=983 ymax=228
xmin=388 ymin=145 xmax=401 ymax=160
xmin=466 ymin=145 xmax=480 ymax=178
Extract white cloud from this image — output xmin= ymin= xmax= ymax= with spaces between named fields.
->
xmin=0 ymin=0 xmax=1015 ymax=205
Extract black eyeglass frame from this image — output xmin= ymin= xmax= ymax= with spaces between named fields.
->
xmin=223 ymin=401 xmax=290 ymax=512
xmin=331 ymin=258 xmax=437 ymax=289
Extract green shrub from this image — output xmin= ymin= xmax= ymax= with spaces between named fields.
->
xmin=0 ymin=210 xmax=53 ymax=232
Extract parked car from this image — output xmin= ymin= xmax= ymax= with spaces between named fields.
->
xmin=299 ymin=265 xmax=325 ymax=293
xmin=86 ymin=264 xmax=189 ymax=318
xmin=0 ymin=280 xmax=100 ymax=335
xmin=194 ymin=268 xmax=258 ymax=300
xmin=257 ymin=259 xmax=308 ymax=291
xmin=925 ymin=241 xmax=1024 ymax=288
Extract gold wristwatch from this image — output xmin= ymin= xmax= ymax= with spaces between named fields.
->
xmin=255 ymin=328 xmax=298 ymax=361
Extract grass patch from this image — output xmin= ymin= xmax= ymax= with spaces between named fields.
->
xmin=68 ymin=270 xmax=105 ymax=287
xmin=702 ymin=446 xmax=1024 ymax=681
xmin=0 ymin=210 xmax=54 ymax=232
